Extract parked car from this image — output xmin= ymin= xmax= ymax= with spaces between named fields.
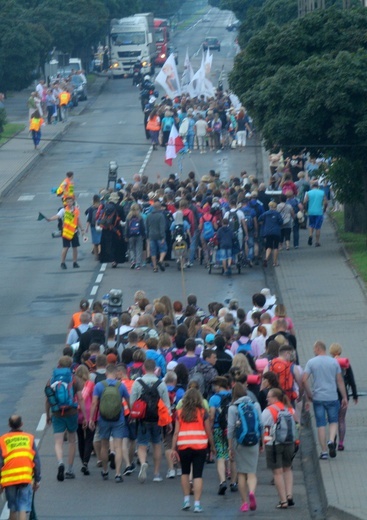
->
xmin=70 ymin=74 xmax=87 ymax=101
xmin=202 ymin=14 xmax=211 ymax=22
xmin=202 ymin=37 xmax=221 ymax=52
xmin=226 ymin=20 xmax=241 ymax=31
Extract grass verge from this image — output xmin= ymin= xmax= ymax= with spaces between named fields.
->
xmin=0 ymin=123 xmax=25 ymax=146
xmin=331 ymin=211 xmax=367 ymax=284
xmin=86 ymin=74 xmax=97 ymax=86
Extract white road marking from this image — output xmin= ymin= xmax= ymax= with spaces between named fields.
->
xmin=100 ymin=263 xmax=107 ymax=272
xmin=18 ymin=195 xmax=35 ymax=201
xmin=139 ymin=146 xmax=153 ymax=174
xmin=88 ymin=298 xmax=94 ymax=307
xmin=90 ymin=285 xmax=98 ymax=296
xmin=1 ymin=504 xmax=9 ymax=520
xmin=35 ymin=439 xmax=40 ymax=447
xmin=95 ymin=274 xmax=103 ymax=283
xmin=36 ymin=413 xmax=47 ymax=431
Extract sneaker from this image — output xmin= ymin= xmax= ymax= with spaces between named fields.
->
xmin=218 ymin=481 xmax=227 ymax=495
xmin=166 ymin=469 xmax=176 ymax=479
xmin=123 ymin=465 xmax=135 ymax=476
xmin=130 ymin=262 xmax=136 ymax=269
xmin=73 ymin=262 xmax=80 ymax=268
xmin=157 ymin=261 xmax=165 ymax=272
xmin=240 ymin=502 xmax=249 ymax=512
xmin=338 ymin=443 xmax=344 ymax=451
xmin=65 ymin=471 xmax=75 ymax=479
xmin=101 ymin=470 xmax=109 ymax=480
xmin=60 ymin=263 xmax=67 ymax=270
xmin=153 ymin=474 xmax=163 ymax=482
xmin=308 ymin=236 xmax=313 ymax=246
xmin=194 ymin=504 xmax=203 ymax=513
xmin=328 ymin=440 xmax=336 ymax=458
xmin=315 ymin=243 xmax=321 ymax=247
xmin=182 ymin=499 xmax=190 ymax=511
xmin=109 ymin=452 xmax=116 ymax=470
xmin=319 ymin=452 xmax=328 ymax=460
xmin=249 ymin=491 xmax=257 ymax=511
xmin=81 ymin=465 xmax=90 ymax=476
xmin=263 ymin=259 xmax=268 ymax=268
xmin=135 ymin=265 xmax=141 ymax=270
xmin=115 ymin=474 xmax=123 ymax=483
xmin=230 ymin=483 xmax=238 ymax=492
xmin=176 ymin=468 xmax=182 ymax=476
xmin=57 ymin=463 xmax=65 ymax=481
xmin=138 ymin=462 xmax=148 ymax=483
xmin=96 ymin=460 xmax=102 ymax=467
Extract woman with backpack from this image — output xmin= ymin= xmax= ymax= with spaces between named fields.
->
xmin=75 ymin=365 xmax=95 ymax=476
xmin=277 ymin=194 xmax=295 ymax=251
xmin=125 ymin=203 xmax=146 ymax=270
xmin=171 ymin=388 xmax=215 ymax=513
xmin=261 ymin=387 xmax=296 ymax=509
xmin=227 ymin=383 xmax=262 ymax=512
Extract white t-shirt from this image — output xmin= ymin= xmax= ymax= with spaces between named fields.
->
xmin=194 ymin=119 xmax=208 ymax=137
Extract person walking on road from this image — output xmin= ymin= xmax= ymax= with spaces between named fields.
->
xmin=302 ymin=340 xmax=348 ymax=460
xmin=146 ymin=200 xmax=167 ymax=272
xmin=125 ymin=203 xmax=146 ymax=270
xmin=258 ymin=200 xmax=283 ymax=268
xmin=172 ymin=388 xmax=215 ymax=513
xmin=85 ymin=194 xmax=102 ymax=261
xmin=304 ymin=180 xmax=328 ymax=247
xmin=0 ymin=415 xmax=41 ymax=520
xmin=29 ymin=110 xmax=44 ymax=151
xmin=47 ymin=195 xmax=85 ymax=269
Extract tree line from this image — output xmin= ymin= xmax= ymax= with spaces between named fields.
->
xmin=0 ymin=0 xmax=181 ymax=92
xmin=210 ymin=0 xmax=367 ymax=230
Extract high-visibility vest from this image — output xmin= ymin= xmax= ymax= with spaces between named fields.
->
xmin=146 ymin=116 xmax=160 ymax=132
xmin=29 ymin=117 xmax=44 ymax=131
xmin=62 ymin=207 xmax=80 ymax=240
xmin=59 ymin=92 xmax=71 ymax=106
xmin=0 ymin=432 xmax=35 ymax=487
xmin=56 ymin=177 xmax=74 ymax=198
xmin=176 ymin=409 xmax=208 ymax=450
xmin=121 ymin=379 xmax=133 ymax=416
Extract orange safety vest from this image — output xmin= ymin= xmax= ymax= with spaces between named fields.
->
xmin=121 ymin=379 xmax=133 ymax=416
xmin=57 ymin=177 xmax=74 ymax=198
xmin=146 ymin=116 xmax=160 ymax=131
xmin=59 ymin=91 xmax=71 ymax=106
xmin=0 ymin=432 xmax=35 ymax=487
xmin=268 ymin=401 xmax=295 ymax=423
xmin=62 ymin=207 xmax=80 ymax=240
xmin=176 ymin=409 xmax=208 ymax=450
xmin=29 ymin=117 xmax=44 ymax=131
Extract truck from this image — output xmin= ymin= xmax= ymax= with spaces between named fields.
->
xmin=110 ymin=13 xmax=156 ymax=78
xmin=154 ymin=18 xmax=170 ymax=67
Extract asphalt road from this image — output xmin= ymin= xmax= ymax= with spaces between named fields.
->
xmin=0 ymin=7 xmax=313 ymax=520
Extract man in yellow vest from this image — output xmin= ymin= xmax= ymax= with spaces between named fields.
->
xmin=59 ymin=88 xmax=71 ymax=122
xmin=56 ymin=171 xmax=74 ymax=202
xmin=47 ymin=195 xmax=85 ymax=269
xmin=0 ymin=415 xmax=41 ymax=520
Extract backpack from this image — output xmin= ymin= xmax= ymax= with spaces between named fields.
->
xmin=269 ymin=358 xmax=298 ymax=401
xmin=236 ymin=398 xmax=261 ymax=446
xmin=164 ymin=210 xmax=174 ymax=232
xmin=128 ymin=217 xmax=141 ymax=236
xmin=128 ymin=365 xmax=145 ymax=381
xmin=279 ymin=204 xmax=291 ymax=225
xmin=270 ymin=405 xmax=296 ymax=444
xmin=48 ymin=367 xmax=77 ymax=414
xmin=99 ymin=381 xmax=122 ymax=421
xmin=90 ymin=206 xmax=98 ymax=227
xmin=168 ymin=387 xmax=178 ymax=422
xmin=217 ymin=393 xmax=232 ymax=432
xmin=188 ymin=364 xmax=206 ymax=396
xmin=228 ymin=211 xmax=240 ymax=233
xmin=202 ymin=215 xmax=215 ymax=240
xmin=172 ymin=224 xmax=185 ymax=241
xmin=242 ymin=208 xmax=254 ymax=232
xmin=99 ymin=202 xmax=117 ymax=230
xmin=237 ymin=339 xmax=252 ymax=354
xmin=137 ymin=379 xmax=161 ymax=422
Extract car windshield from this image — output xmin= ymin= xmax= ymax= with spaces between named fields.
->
xmin=71 ymin=75 xmax=83 ymax=85
xmin=111 ymin=32 xmax=145 ymax=45
xmin=155 ymin=28 xmax=165 ymax=43
xmin=207 ymin=38 xmax=217 ymax=43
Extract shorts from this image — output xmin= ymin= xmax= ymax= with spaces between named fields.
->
xmin=265 ymin=234 xmax=280 ymax=249
xmin=137 ymin=422 xmax=162 ymax=446
xmin=265 ymin=443 xmax=295 ymax=470
xmin=308 ymin=215 xmax=324 ymax=230
xmin=62 ymin=233 xmax=80 ymax=248
xmin=5 ymin=484 xmax=33 ymax=512
xmin=163 ymin=429 xmax=173 ymax=450
xmin=179 ymin=448 xmax=207 ymax=478
xmin=52 ymin=413 xmax=78 ymax=434
xmin=149 ymin=239 xmax=167 ymax=258
xmin=217 ymin=248 xmax=233 ymax=261
xmin=124 ymin=419 xmax=137 ymax=441
xmin=313 ymin=400 xmax=340 ymax=427
xmin=93 ymin=423 xmax=101 ymax=442
xmin=98 ymin=418 xmax=126 ymax=439
xmin=91 ymin=226 xmax=102 ymax=245
xmin=213 ymin=428 xmax=229 ymax=459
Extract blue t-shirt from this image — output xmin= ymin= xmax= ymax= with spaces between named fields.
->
xmin=94 ymin=378 xmax=129 ymax=422
xmin=209 ymin=390 xmax=232 ymax=427
xmin=307 ymin=189 xmax=325 ymax=216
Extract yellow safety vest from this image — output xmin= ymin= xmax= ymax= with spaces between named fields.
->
xmin=59 ymin=92 xmax=70 ymax=106
xmin=62 ymin=207 xmax=80 ymax=240
xmin=29 ymin=118 xmax=43 ymax=131
xmin=56 ymin=177 xmax=74 ymax=199
xmin=0 ymin=432 xmax=35 ymax=487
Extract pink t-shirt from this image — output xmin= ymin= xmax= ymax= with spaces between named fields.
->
xmin=271 ymin=316 xmax=294 ymax=331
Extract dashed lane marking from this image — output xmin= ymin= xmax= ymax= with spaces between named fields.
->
xmin=95 ymin=274 xmax=103 ymax=283
xmin=90 ymin=285 xmax=98 ymax=296
xmin=36 ymin=413 xmax=47 ymax=432
xmin=18 ymin=195 xmax=35 ymax=201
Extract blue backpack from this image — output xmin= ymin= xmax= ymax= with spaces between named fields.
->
xmin=128 ymin=217 xmax=141 ymax=236
xmin=237 ymin=339 xmax=252 ymax=353
xmin=49 ymin=367 xmax=76 ymax=413
xmin=202 ymin=218 xmax=215 ymax=240
xmin=236 ymin=398 xmax=261 ymax=446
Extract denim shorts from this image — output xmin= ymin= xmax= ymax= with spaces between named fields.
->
xmin=217 ymin=248 xmax=233 ymax=261
xmin=5 ymin=484 xmax=33 ymax=512
xmin=308 ymin=215 xmax=324 ymax=230
xmin=52 ymin=413 xmax=78 ymax=434
xmin=137 ymin=422 xmax=162 ymax=445
xmin=98 ymin=418 xmax=126 ymax=439
xmin=149 ymin=239 xmax=167 ymax=257
xmin=313 ymin=399 xmax=340 ymax=427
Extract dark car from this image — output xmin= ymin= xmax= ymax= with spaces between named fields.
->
xmin=202 ymin=37 xmax=220 ymax=52
xmin=226 ymin=20 xmax=241 ymax=31
xmin=70 ymin=75 xmax=87 ymax=101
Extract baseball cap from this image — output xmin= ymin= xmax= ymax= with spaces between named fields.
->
xmin=205 ymin=333 xmax=215 ymax=344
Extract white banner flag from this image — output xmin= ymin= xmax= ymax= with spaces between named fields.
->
xmin=188 ymin=53 xmax=205 ymax=98
xmin=181 ymin=49 xmax=194 ymax=94
xmin=203 ymin=49 xmax=215 ymax=99
xmin=156 ymin=54 xmax=181 ymax=99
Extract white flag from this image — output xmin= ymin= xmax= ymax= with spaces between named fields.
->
xmin=203 ymin=49 xmax=215 ymax=99
xmin=181 ymin=49 xmax=194 ymax=93
xmin=156 ymin=54 xmax=181 ymax=99
xmin=188 ymin=53 xmax=205 ymax=98
xmin=165 ymin=125 xmax=184 ymax=166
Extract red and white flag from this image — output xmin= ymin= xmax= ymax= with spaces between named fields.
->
xmin=165 ymin=125 xmax=184 ymax=166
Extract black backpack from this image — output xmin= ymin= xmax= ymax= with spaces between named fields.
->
xmin=217 ymin=394 xmax=232 ymax=432
xmin=172 ymin=224 xmax=185 ymax=241
xmin=99 ymin=202 xmax=117 ymax=230
xmin=228 ymin=211 xmax=240 ymax=233
xmin=138 ymin=379 xmax=161 ymax=422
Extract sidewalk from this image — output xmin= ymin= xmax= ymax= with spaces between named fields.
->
xmin=0 ymin=85 xmax=366 ymax=518
xmin=273 ymin=216 xmax=367 ymax=519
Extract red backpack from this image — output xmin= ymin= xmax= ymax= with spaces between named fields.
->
xmin=269 ymin=357 xmax=298 ymax=401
